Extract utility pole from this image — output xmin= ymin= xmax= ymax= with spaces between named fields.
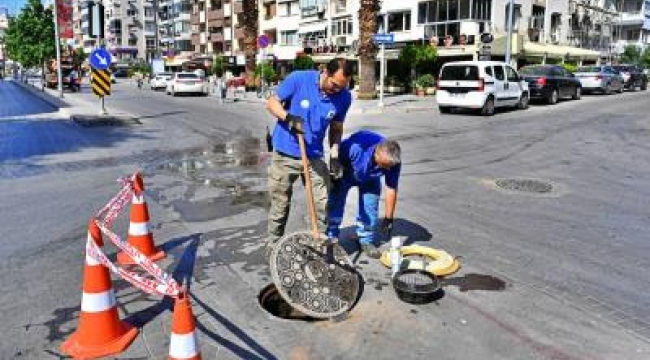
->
xmin=505 ymin=0 xmax=514 ymax=65
xmin=53 ymin=0 xmax=64 ymax=98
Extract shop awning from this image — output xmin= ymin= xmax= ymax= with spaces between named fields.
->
xmin=298 ymin=22 xmax=327 ymax=34
xmin=523 ymin=42 xmax=600 ymax=60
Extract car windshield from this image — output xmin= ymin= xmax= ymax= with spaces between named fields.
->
xmin=441 ymin=65 xmax=479 ymax=81
xmin=519 ymin=66 xmax=553 ymax=75
xmin=177 ymin=73 xmax=199 ymax=79
xmin=578 ymin=66 xmax=601 ymax=73
xmin=612 ymin=66 xmax=629 ymax=72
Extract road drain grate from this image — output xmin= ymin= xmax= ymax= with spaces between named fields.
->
xmin=495 ymin=179 xmax=552 ymax=193
xmin=72 ymin=115 xmax=141 ymax=127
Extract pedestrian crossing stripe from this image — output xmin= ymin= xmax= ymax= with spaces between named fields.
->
xmin=92 ymin=69 xmax=111 ymax=97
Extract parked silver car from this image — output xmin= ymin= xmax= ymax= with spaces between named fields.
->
xmin=574 ymin=65 xmax=624 ymax=95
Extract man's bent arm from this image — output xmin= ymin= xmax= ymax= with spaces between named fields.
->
xmin=266 ymin=95 xmax=289 ymax=121
xmin=329 ymin=121 xmax=344 ymax=148
xmin=384 ymin=187 xmax=398 ymax=219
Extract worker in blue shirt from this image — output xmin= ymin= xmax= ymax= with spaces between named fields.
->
xmin=264 ymin=58 xmax=353 ymax=258
xmin=327 ymin=130 xmax=402 ymax=258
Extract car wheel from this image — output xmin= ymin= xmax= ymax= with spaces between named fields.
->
xmin=547 ymin=89 xmax=559 ymax=104
xmin=604 ymin=84 xmax=612 ymax=95
xmin=617 ymin=83 xmax=624 ymax=93
xmin=642 ymin=81 xmax=648 ymax=91
xmin=439 ymin=106 xmax=451 ymax=114
xmin=517 ymin=92 xmax=529 ymax=109
xmin=172 ymin=88 xmax=176 ymax=97
xmin=572 ymin=87 xmax=581 ymax=100
xmin=480 ymin=96 xmax=495 ymax=116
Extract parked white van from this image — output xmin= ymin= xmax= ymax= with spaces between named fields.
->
xmin=436 ymin=61 xmax=530 ymax=116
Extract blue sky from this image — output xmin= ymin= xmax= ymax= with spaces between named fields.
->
xmin=0 ymin=0 xmax=27 ymax=15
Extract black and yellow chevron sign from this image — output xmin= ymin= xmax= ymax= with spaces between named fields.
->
xmin=91 ymin=69 xmax=111 ymax=97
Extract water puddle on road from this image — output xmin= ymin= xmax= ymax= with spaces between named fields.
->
xmin=156 ymin=133 xmax=271 ymax=222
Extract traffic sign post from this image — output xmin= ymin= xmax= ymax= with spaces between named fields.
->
xmin=90 ymin=48 xmax=112 ymax=70
xmin=258 ymin=35 xmax=271 ymax=98
xmin=91 ymin=69 xmax=111 ymax=115
xmin=373 ymin=34 xmax=394 ymax=108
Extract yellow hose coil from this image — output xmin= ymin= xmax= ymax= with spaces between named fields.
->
xmin=380 ymin=245 xmax=461 ymax=277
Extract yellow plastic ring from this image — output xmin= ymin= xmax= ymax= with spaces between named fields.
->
xmin=380 ymin=245 xmax=461 ymax=277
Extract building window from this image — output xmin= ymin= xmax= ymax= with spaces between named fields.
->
xmin=472 ymin=0 xmax=491 ymax=21
xmin=280 ymin=30 xmax=298 ymax=45
xmin=332 ymin=16 xmax=353 ymax=36
xmin=144 ymin=7 xmax=154 ymax=17
xmin=335 ymin=0 xmax=346 ymax=13
xmin=127 ymin=9 xmax=137 ymax=17
xmin=388 ymin=11 xmax=411 ymax=32
xmin=145 ymin=21 xmax=156 ymax=32
xmin=146 ymin=38 xmax=156 ymax=48
xmin=129 ymin=38 xmax=138 ymax=46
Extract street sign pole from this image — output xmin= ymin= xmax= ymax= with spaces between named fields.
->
xmin=506 ymin=0 xmax=514 ymax=65
xmin=378 ymin=42 xmax=385 ymax=108
xmin=52 ymin=0 xmax=63 ymax=98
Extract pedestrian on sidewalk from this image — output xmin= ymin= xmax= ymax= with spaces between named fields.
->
xmin=326 ymin=130 xmax=402 ymax=259
xmin=264 ymin=57 xmax=353 ymax=258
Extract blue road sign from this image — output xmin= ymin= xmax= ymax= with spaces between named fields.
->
xmin=373 ymin=33 xmax=394 ymax=45
xmin=258 ymin=34 xmax=270 ymax=49
xmin=90 ymin=48 xmax=112 ymax=70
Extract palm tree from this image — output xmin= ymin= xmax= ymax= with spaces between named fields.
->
xmin=240 ymin=0 xmax=258 ymax=81
xmin=357 ymin=0 xmax=381 ymax=99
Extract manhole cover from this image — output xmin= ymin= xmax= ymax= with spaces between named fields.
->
xmin=495 ymin=179 xmax=552 ymax=193
xmin=72 ymin=115 xmax=141 ymax=127
xmin=269 ymin=232 xmax=360 ymax=319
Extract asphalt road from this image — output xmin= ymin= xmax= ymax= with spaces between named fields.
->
xmin=1 ymin=79 xmax=650 ymax=359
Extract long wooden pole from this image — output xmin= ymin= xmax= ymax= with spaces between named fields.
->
xmin=297 ymin=132 xmax=319 ymax=236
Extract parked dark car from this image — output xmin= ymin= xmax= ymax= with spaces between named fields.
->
xmin=611 ymin=64 xmax=647 ymax=91
xmin=519 ymin=65 xmax=582 ymax=104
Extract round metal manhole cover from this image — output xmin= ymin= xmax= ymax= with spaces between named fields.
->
xmin=495 ymin=179 xmax=553 ymax=193
xmin=269 ymin=232 xmax=360 ymax=319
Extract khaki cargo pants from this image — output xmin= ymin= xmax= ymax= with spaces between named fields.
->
xmin=267 ymin=151 xmax=329 ymax=248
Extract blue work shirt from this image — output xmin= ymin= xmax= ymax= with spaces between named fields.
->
xmin=272 ymin=70 xmax=352 ymax=158
xmin=340 ymin=130 xmax=401 ymax=189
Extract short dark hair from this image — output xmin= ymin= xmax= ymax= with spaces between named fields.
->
xmin=326 ymin=58 xmax=354 ymax=78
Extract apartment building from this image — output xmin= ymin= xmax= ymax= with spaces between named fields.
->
xmin=0 ymin=9 xmax=8 ymax=66
xmin=611 ymin=0 xmax=650 ymax=53
xmin=256 ymin=0 xmax=614 ymax=69
xmin=186 ymin=0 xmax=246 ymax=68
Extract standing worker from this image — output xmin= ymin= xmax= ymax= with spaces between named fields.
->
xmin=326 ymin=130 xmax=402 ymax=258
xmin=265 ymin=57 xmax=353 ymax=258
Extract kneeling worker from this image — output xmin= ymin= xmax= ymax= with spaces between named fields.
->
xmin=327 ymin=130 xmax=401 ymax=258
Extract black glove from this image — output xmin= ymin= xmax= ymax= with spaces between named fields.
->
xmin=285 ymin=114 xmax=304 ymax=134
xmin=329 ymin=156 xmax=343 ymax=181
xmin=379 ymin=217 xmax=394 ymax=235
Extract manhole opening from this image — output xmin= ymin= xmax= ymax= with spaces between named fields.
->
xmin=495 ymin=179 xmax=552 ymax=193
xmin=258 ymin=284 xmax=320 ymax=322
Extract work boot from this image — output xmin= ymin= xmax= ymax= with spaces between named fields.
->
xmin=360 ymin=243 xmax=381 ymax=259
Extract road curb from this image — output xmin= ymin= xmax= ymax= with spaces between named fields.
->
xmin=11 ymin=80 xmax=68 ymax=109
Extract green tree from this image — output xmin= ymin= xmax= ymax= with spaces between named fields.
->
xmin=4 ymin=0 xmax=55 ymax=71
xmin=292 ymin=54 xmax=314 ymax=70
xmin=255 ymin=62 xmax=276 ymax=84
xmin=399 ymin=44 xmax=438 ymax=89
xmin=621 ymin=45 xmax=642 ymax=64
xmin=212 ymin=56 xmax=225 ymax=77
xmin=641 ymin=47 xmax=650 ymax=68
xmin=72 ymin=47 xmax=86 ymax=69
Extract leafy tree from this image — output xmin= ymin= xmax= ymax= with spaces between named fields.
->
xmin=621 ymin=45 xmax=642 ymax=64
xmin=292 ymin=54 xmax=314 ymax=70
xmin=399 ymin=44 xmax=438 ymax=89
xmin=561 ymin=63 xmax=578 ymax=73
xmin=255 ymin=62 xmax=276 ymax=84
xmin=212 ymin=56 xmax=225 ymax=77
xmin=72 ymin=47 xmax=86 ymax=69
xmin=4 ymin=0 xmax=55 ymax=71
xmin=641 ymin=47 xmax=650 ymax=68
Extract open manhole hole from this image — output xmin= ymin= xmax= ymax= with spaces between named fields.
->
xmin=495 ymin=179 xmax=552 ymax=193
xmin=72 ymin=115 xmax=141 ymax=127
xmin=258 ymin=284 xmax=320 ymax=322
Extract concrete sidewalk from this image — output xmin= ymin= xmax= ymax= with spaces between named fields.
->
xmin=12 ymin=79 xmax=135 ymax=119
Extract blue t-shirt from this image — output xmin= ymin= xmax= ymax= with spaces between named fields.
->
xmin=272 ymin=70 xmax=352 ymax=158
xmin=340 ymin=130 xmax=401 ymax=189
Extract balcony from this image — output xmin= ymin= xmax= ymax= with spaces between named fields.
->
xmin=191 ymin=13 xmax=200 ymax=25
xmin=210 ymin=33 xmax=224 ymax=42
xmin=234 ymin=1 xmax=243 ymax=13
xmin=618 ymin=12 xmax=644 ymax=26
xmin=208 ymin=9 xmax=224 ymax=21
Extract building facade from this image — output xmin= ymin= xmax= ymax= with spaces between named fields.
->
xmin=611 ymin=0 xmax=650 ymax=53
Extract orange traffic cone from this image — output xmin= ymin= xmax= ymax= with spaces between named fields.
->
xmin=61 ymin=219 xmax=139 ymax=359
xmin=169 ymin=292 xmax=202 ymax=360
xmin=117 ymin=172 xmax=165 ymax=265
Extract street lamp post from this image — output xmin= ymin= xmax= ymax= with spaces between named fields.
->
xmin=53 ymin=0 xmax=64 ymax=97
xmin=505 ymin=0 xmax=514 ymax=65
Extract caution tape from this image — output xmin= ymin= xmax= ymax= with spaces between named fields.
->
xmin=89 ymin=173 xmax=181 ymax=298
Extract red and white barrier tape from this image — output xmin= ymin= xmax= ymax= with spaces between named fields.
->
xmin=89 ymin=173 xmax=181 ymax=298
